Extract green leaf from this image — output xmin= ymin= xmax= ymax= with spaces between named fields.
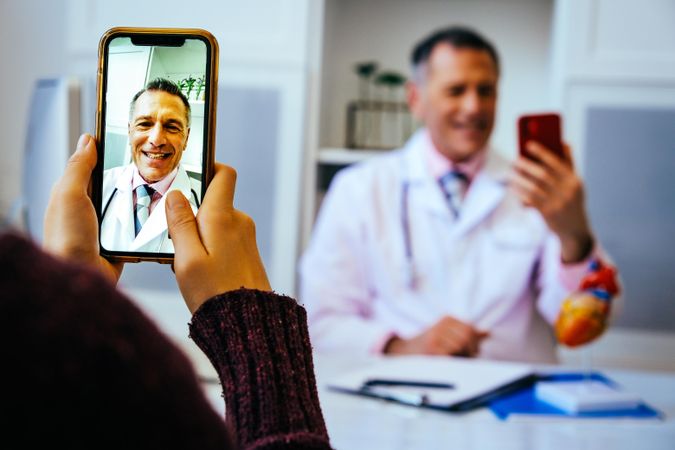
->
xmin=374 ymin=71 xmax=406 ymax=86
xmin=354 ymin=61 xmax=378 ymax=78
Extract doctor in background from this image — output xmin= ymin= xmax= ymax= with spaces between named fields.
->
xmin=101 ymin=78 xmax=200 ymax=253
xmin=300 ymin=26 xmax=618 ymax=363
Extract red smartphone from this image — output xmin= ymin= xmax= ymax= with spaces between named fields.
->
xmin=518 ymin=113 xmax=564 ymax=161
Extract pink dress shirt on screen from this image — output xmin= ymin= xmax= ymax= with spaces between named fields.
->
xmin=132 ymin=167 xmax=178 ymax=215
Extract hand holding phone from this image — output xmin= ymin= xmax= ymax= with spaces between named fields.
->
xmin=166 ymin=164 xmax=272 ymax=313
xmin=518 ymin=113 xmax=564 ymax=161
xmin=512 ymin=112 xmax=594 ymax=262
xmin=93 ymin=27 xmax=219 ymax=263
xmin=44 ymin=134 xmax=124 ymax=282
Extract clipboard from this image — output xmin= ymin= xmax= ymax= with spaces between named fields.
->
xmin=326 ymin=357 xmax=664 ymax=419
xmin=326 ymin=356 xmax=537 ymax=413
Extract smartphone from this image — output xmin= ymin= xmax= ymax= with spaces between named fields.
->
xmin=517 ymin=113 xmax=564 ymax=161
xmin=93 ymin=27 xmax=218 ymax=263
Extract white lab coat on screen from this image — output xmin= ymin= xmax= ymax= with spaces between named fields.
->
xmin=300 ymin=130 xmax=596 ymax=363
xmin=100 ymin=164 xmax=199 ymax=254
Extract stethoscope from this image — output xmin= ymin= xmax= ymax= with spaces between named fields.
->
xmin=101 ymin=187 xmax=201 ymax=222
xmin=401 ymin=178 xmax=444 ymax=292
xmin=400 ymin=180 xmax=419 ymax=291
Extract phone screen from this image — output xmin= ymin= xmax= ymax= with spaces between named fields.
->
xmin=95 ymin=29 xmax=217 ymax=262
xmin=518 ymin=113 xmax=564 ymax=161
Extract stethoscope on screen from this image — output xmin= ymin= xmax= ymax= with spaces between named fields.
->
xmin=101 ymin=187 xmax=201 ymax=222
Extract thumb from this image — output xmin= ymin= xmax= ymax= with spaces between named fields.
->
xmin=165 ymin=191 xmax=204 ymax=258
xmin=63 ymin=134 xmax=97 ymax=192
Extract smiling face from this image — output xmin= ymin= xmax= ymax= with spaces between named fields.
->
xmin=128 ymin=90 xmax=190 ymax=183
xmin=407 ymin=43 xmax=498 ymax=162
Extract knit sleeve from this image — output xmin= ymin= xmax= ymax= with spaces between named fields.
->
xmin=189 ymin=289 xmax=332 ymax=450
xmin=0 ymin=233 xmax=233 ymax=448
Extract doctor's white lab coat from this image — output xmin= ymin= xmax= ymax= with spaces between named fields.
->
xmin=101 ymin=164 xmax=200 ymax=253
xmin=300 ymin=130 xmax=608 ymax=363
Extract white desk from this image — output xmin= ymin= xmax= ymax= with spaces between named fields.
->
xmin=310 ymin=354 xmax=675 ymax=450
xmin=194 ymin=352 xmax=675 ymax=449
xmin=124 ymin=289 xmax=675 ymax=450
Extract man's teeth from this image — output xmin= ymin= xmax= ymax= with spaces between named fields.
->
xmin=455 ymin=123 xmax=483 ymax=131
xmin=143 ymin=152 xmax=170 ymax=160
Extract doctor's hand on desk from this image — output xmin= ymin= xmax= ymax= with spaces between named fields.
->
xmin=510 ymin=142 xmax=595 ymax=264
xmin=44 ymin=134 xmax=124 ymax=282
xmin=165 ymin=162 xmax=271 ymax=314
xmin=384 ymin=316 xmax=489 ymax=357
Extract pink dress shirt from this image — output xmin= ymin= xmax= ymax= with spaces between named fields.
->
xmin=131 ymin=167 xmax=179 ymax=216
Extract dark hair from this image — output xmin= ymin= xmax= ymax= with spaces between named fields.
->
xmin=129 ymin=77 xmax=191 ymax=126
xmin=411 ymin=26 xmax=500 ymax=80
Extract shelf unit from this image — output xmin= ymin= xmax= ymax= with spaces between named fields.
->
xmin=317 ymin=147 xmax=391 ymax=165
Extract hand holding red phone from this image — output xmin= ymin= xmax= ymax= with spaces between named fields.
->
xmin=510 ymin=114 xmax=594 ymax=263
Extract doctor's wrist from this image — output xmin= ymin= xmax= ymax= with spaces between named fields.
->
xmin=383 ymin=335 xmax=405 ymax=354
xmin=559 ymin=232 xmax=595 ymax=264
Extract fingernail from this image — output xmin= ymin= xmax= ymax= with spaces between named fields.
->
xmin=78 ymin=134 xmax=91 ymax=148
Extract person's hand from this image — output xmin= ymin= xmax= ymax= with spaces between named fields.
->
xmin=44 ymin=134 xmax=124 ymax=282
xmin=384 ymin=316 xmax=489 ymax=356
xmin=166 ymin=163 xmax=271 ymax=314
xmin=510 ymin=142 xmax=594 ymax=263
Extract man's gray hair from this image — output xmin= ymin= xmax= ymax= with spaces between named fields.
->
xmin=128 ymin=78 xmax=191 ymax=127
xmin=410 ymin=26 xmax=500 ymax=84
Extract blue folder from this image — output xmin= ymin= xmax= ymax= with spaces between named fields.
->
xmin=489 ymin=372 xmax=664 ymax=420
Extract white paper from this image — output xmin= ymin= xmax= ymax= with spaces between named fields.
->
xmin=326 ymin=355 xmax=533 ymax=408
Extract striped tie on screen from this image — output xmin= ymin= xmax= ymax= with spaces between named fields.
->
xmin=134 ymin=184 xmax=154 ymax=236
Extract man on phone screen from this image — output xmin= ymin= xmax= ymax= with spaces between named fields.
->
xmin=300 ymin=26 xmax=619 ymax=363
xmin=101 ymin=78 xmax=201 ymax=253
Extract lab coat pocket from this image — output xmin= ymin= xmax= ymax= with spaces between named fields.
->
xmin=368 ymin=237 xmax=424 ymax=299
xmin=487 ymin=207 xmax=545 ymax=251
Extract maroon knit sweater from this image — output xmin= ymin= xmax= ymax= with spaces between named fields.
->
xmin=0 ymin=233 xmax=331 ymax=449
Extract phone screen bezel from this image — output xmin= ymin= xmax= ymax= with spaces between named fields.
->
xmin=94 ymin=28 xmax=218 ymax=263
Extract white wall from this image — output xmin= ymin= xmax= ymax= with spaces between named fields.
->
xmin=319 ymin=0 xmax=556 ymax=158
xmin=0 ymin=0 xmax=68 ymax=217
xmin=551 ymin=0 xmax=675 ymax=164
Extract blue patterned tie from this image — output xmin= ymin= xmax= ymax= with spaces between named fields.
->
xmin=134 ymin=184 xmax=154 ymax=236
xmin=439 ymin=171 xmax=468 ymax=218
